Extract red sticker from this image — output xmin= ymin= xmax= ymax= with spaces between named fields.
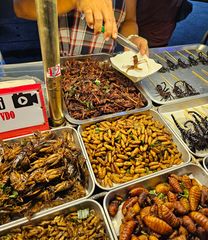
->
xmin=47 ymin=64 xmax=61 ymax=78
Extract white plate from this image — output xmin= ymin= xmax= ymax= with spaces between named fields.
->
xmin=110 ymin=51 xmax=162 ymax=83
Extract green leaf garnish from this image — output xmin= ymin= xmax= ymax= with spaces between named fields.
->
xmin=149 ymin=190 xmax=156 ymax=195
xmin=9 ymin=191 xmax=18 ymax=199
xmin=94 ymin=79 xmax=101 ymax=86
xmin=158 ymin=193 xmax=165 ymax=199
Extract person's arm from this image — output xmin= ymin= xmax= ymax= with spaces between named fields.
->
xmin=119 ymin=0 xmax=148 ymax=55
xmin=13 ymin=0 xmax=117 ymax=39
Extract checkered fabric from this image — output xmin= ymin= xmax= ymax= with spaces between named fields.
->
xmin=58 ymin=0 xmax=126 ymax=56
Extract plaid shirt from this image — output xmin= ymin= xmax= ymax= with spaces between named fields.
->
xmin=58 ymin=0 xmax=126 ymax=56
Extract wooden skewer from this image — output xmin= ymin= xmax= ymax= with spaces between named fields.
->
xmin=192 ymin=70 xmax=208 ymax=83
xmin=164 ymin=51 xmax=178 ymax=62
xmin=185 ymin=49 xmax=197 ymax=58
xmin=192 ymin=107 xmax=206 ymax=117
xmin=169 ymin=73 xmax=181 ymax=82
xmin=183 ymin=109 xmax=193 ymax=120
xmin=154 ymin=53 xmax=166 ymax=63
xmin=176 ymin=51 xmax=189 ymax=60
xmin=196 ymin=49 xmax=207 ymax=57
xmin=148 ymin=77 xmax=156 ymax=87
xmin=160 ymin=75 xmax=174 ymax=88
xmin=201 ymin=69 xmax=208 ymax=77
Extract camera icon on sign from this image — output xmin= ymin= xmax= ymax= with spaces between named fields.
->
xmin=12 ymin=93 xmax=38 ymax=109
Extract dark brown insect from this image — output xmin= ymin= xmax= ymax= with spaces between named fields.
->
xmin=155 ymin=82 xmax=174 ymax=101
xmin=62 ymin=58 xmax=147 ymax=120
xmin=143 ymin=216 xmax=173 ymax=235
xmin=189 ymin=186 xmax=201 ymax=211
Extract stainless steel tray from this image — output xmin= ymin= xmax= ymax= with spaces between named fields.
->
xmin=158 ymin=95 xmax=208 ymax=157
xmin=0 ymin=126 xmax=95 ymax=230
xmin=62 ymin=53 xmax=152 ymax=125
xmin=203 ymin=156 xmax=208 ymax=172
xmin=0 ymin=199 xmax=113 ymax=239
xmin=139 ymin=44 xmax=208 ymax=105
xmin=78 ymin=109 xmax=191 ymax=191
xmin=103 ymin=163 xmax=208 ymax=240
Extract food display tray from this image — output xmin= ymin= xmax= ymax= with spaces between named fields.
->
xmin=61 ymin=53 xmax=152 ymax=125
xmin=139 ymin=44 xmax=208 ymax=105
xmin=103 ymin=163 xmax=208 ymax=240
xmin=0 ymin=126 xmax=95 ymax=232
xmin=0 ymin=199 xmax=113 ymax=239
xmin=158 ymin=94 xmax=208 ymax=157
xmin=78 ymin=109 xmax=191 ymax=191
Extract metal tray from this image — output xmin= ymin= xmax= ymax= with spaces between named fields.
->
xmin=103 ymin=163 xmax=208 ymax=240
xmin=78 ymin=109 xmax=191 ymax=191
xmin=0 ymin=199 xmax=113 ymax=239
xmin=158 ymin=94 xmax=208 ymax=157
xmin=139 ymin=44 xmax=208 ymax=105
xmin=203 ymin=156 xmax=208 ymax=172
xmin=61 ymin=53 xmax=152 ymax=125
xmin=0 ymin=126 xmax=95 ymax=231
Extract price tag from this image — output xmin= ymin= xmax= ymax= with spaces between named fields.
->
xmin=0 ymin=83 xmax=49 ymax=139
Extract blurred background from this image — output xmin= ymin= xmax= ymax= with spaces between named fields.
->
xmin=0 ymin=0 xmax=207 ymax=64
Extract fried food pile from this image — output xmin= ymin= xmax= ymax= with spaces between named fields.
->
xmin=81 ymin=113 xmax=183 ymax=188
xmin=62 ymin=58 xmax=147 ymax=120
xmin=0 ymin=209 xmax=109 ymax=240
xmin=0 ymin=130 xmax=88 ymax=225
xmin=108 ymin=174 xmax=208 ymax=240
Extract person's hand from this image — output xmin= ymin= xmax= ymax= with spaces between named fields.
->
xmin=128 ymin=36 xmax=149 ymax=56
xmin=76 ymin=0 xmax=117 ymax=40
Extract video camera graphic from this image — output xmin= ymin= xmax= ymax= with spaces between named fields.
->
xmin=12 ymin=93 xmax=38 ymax=109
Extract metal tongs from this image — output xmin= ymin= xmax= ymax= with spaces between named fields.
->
xmin=101 ymin=26 xmax=138 ymax=53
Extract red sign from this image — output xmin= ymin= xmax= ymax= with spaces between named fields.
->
xmin=0 ymin=83 xmax=49 ymax=140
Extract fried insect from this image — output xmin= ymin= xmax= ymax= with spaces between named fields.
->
xmin=168 ymin=191 xmax=178 ymax=202
xmin=189 ymin=186 xmax=201 ymax=211
xmin=156 ymin=82 xmax=174 ymax=101
xmin=155 ymin=183 xmax=171 ymax=194
xmin=125 ymin=55 xmax=146 ymax=72
xmin=180 ymin=198 xmax=190 ymax=212
xmin=143 ymin=216 xmax=173 ymax=235
xmin=182 ymin=215 xmax=196 ymax=233
xmin=199 ymin=208 xmax=208 ymax=217
xmin=168 ymin=176 xmax=183 ymax=193
xmin=189 ymin=211 xmax=208 ymax=229
xmin=62 ymin=58 xmax=147 ymax=120
xmin=0 ymin=130 xmax=88 ymax=225
xmin=0 ymin=209 xmax=109 ymax=240
xmin=122 ymin=197 xmax=138 ymax=216
xmin=181 ymin=175 xmax=193 ymax=189
xmin=201 ymin=185 xmax=208 ymax=207
xmin=108 ymin=199 xmax=121 ymax=217
xmin=119 ymin=220 xmax=137 ymax=240
xmin=160 ymin=205 xmax=180 ymax=228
